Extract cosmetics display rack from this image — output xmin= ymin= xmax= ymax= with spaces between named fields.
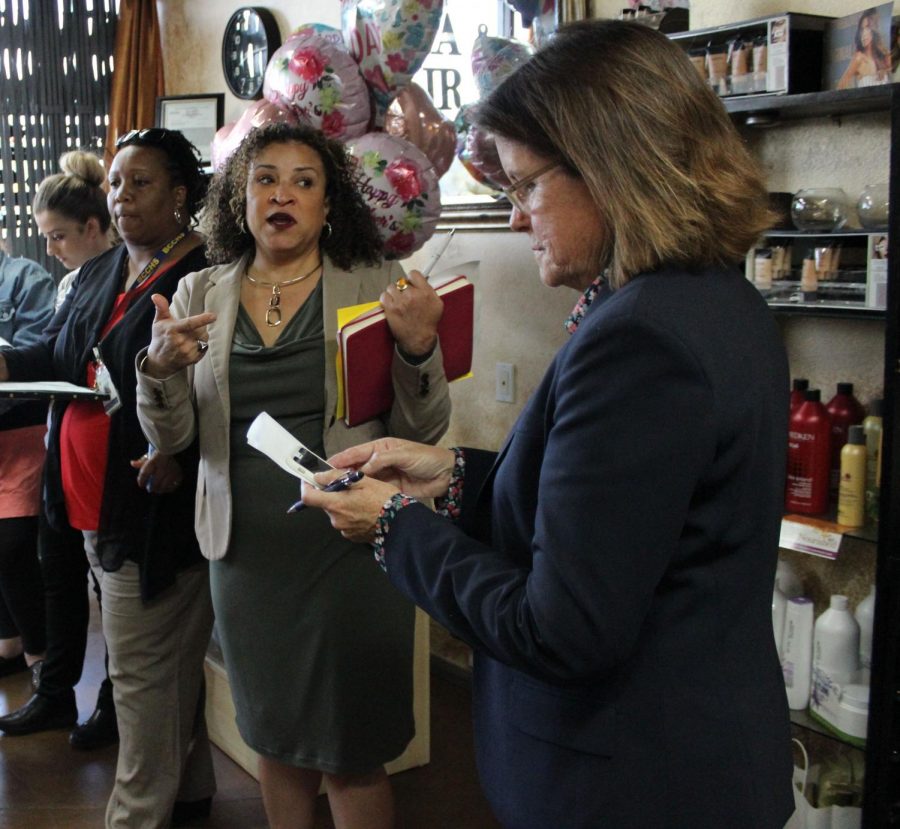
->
xmin=746 ymin=230 xmax=887 ymax=319
xmin=733 ymin=83 xmax=900 ymax=823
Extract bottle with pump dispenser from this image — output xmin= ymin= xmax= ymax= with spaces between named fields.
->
xmin=786 ymin=389 xmax=831 ymax=515
xmin=837 ymin=425 xmax=867 ymax=528
xmin=782 ymin=596 xmax=814 ymax=710
xmin=863 ymin=399 xmax=883 ymax=523
xmin=826 ymin=383 xmax=866 ymax=498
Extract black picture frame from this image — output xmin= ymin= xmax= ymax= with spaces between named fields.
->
xmin=155 ymin=93 xmax=225 ymax=165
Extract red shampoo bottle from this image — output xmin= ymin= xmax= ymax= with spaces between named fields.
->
xmin=790 ymin=378 xmax=809 ymax=415
xmin=786 ymin=389 xmax=832 ymax=515
xmin=825 ymin=382 xmax=865 ymax=497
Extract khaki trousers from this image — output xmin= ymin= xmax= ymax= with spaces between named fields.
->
xmin=90 ymin=553 xmax=216 ymax=828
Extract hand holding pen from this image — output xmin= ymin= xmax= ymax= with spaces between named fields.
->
xmin=287 ymin=469 xmax=364 ymax=513
xmin=394 ymin=229 xmax=455 ymax=292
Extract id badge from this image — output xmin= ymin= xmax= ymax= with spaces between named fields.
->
xmin=92 ymin=347 xmax=122 ymax=416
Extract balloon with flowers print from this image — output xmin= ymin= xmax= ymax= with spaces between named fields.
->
xmin=470 ymin=26 xmax=532 ymax=98
xmin=288 ymin=22 xmax=346 ymax=47
xmin=263 ymin=32 xmax=371 ymax=141
xmin=211 ymin=99 xmax=300 ymax=171
xmin=347 ymin=132 xmax=440 ymax=259
xmin=341 ymin=0 xmax=445 ymax=127
xmin=454 ymin=104 xmax=509 ymax=189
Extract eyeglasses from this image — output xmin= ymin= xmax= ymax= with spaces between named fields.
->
xmin=501 ymin=161 xmax=560 ymax=214
xmin=115 ymin=128 xmax=174 ymax=150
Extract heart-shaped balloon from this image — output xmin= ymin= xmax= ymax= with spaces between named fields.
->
xmin=263 ymin=31 xmax=371 ymax=141
xmin=384 ymin=83 xmax=456 ymax=178
xmin=342 ymin=0 xmax=445 ymax=128
xmin=211 ymin=100 xmax=299 ymax=171
xmin=347 ymin=132 xmax=441 ymax=259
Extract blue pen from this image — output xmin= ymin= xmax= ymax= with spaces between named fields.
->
xmin=287 ymin=470 xmax=364 ymax=514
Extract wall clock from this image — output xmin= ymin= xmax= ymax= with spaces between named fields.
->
xmin=221 ymin=7 xmax=281 ymax=100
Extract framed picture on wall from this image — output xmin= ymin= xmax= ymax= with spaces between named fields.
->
xmin=155 ymin=94 xmax=225 ymax=166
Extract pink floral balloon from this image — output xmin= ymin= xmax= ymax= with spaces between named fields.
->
xmin=471 ymin=26 xmax=532 ymax=98
xmin=341 ymin=0 xmax=445 ymax=127
xmin=454 ymin=103 xmax=508 ymax=189
xmin=211 ymin=100 xmax=299 ymax=171
xmin=263 ymin=32 xmax=371 ymax=140
xmin=384 ymin=83 xmax=456 ymax=178
xmin=347 ymin=132 xmax=441 ymax=259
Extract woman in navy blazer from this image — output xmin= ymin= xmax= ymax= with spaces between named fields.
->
xmin=305 ymin=21 xmax=795 ymax=829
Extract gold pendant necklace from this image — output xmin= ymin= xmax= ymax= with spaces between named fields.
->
xmin=245 ymin=260 xmax=322 ymax=327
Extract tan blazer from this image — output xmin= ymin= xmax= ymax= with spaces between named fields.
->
xmin=136 ymin=252 xmax=451 ymax=560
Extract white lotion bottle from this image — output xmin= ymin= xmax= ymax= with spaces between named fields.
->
xmin=813 ymin=595 xmax=860 ymax=690
xmin=772 ymin=583 xmax=787 ymax=660
xmin=782 ymin=597 xmax=814 ymax=710
xmin=776 ymin=557 xmax=803 ymax=599
xmin=855 ymin=585 xmax=876 ymax=683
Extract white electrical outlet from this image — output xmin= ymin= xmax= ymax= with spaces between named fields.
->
xmin=495 ymin=362 xmax=515 ymax=403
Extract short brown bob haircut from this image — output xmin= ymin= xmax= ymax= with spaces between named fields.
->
xmin=476 ymin=20 xmax=773 ymax=289
xmin=204 ymin=123 xmax=383 ymax=270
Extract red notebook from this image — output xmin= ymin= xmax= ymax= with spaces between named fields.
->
xmin=338 ymin=274 xmax=474 ymax=426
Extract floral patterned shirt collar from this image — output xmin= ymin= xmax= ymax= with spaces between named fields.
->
xmin=564 ymin=276 xmax=606 ymax=335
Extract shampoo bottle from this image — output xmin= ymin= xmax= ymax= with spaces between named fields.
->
xmin=863 ymin=399 xmax=883 ymax=523
xmin=826 ymin=382 xmax=866 ymax=497
xmin=790 ymin=378 xmax=809 ymax=415
xmin=785 ymin=389 xmax=831 ymax=515
xmin=837 ymin=425 xmax=867 ymax=527
xmin=813 ymin=595 xmax=860 ymax=692
xmin=776 ymin=557 xmax=803 ymax=599
xmin=782 ymin=596 xmax=814 ymax=710
xmin=855 ymin=585 xmax=876 ymax=683
xmin=772 ymin=584 xmax=787 ymax=659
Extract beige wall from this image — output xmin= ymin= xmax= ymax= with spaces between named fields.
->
xmin=159 ymin=0 xmax=891 ymax=449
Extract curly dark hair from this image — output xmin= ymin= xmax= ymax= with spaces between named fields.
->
xmin=114 ymin=128 xmax=207 ymax=222
xmin=203 ymin=123 xmax=383 ymax=269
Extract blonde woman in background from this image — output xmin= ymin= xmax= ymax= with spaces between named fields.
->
xmin=0 ymin=150 xmax=118 ymax=750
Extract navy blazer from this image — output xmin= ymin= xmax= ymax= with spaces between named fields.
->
xmin=384 ymin=266 xmax=795 ymax=828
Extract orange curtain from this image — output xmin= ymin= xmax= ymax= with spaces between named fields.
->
xmin=104 ymin=0 xmax=165 ymax=167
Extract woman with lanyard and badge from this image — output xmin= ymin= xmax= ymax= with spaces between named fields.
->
xmin=0 ymin=128 xmax=216 ymax=828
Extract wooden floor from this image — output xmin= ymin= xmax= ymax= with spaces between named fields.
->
xmin=0 ymin=595 xmax=501 ymax=829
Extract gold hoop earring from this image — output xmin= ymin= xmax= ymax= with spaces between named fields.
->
xmin=322 ymin=221 xmax=333 ymax=239
xmin=237 ymin=214 xmax=247 ymax=234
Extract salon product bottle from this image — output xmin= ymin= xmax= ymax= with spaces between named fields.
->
xmin=826 ymin=383 xmax=865 ymax=497
xmin=775 ymin=557 xmax=803 ymax=599
xmin=785 ymin=389 xmax=831 ymax=515
xmin=790 ymin=378 xmax=809 ymax=415
xmin=813 ymin=595 xmax=860 ymax=690
xmin=863 ymin=399 xmax=883 ymax=523
xmin=800 ymin=252 xmax=818 ymax=300
xmin=782 ymin=596 xmax=814 ymax=710
xmin=837 ymin=425 xmax=866 ymax=528
xmin=772 ymin=584 xmax=787 ymax=659
xmin=855 ymin=585 xmax=876 ymax=682
xmin=753 ymin=247 xmax=773 ymax=289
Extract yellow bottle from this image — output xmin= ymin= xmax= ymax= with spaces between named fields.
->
xmin=837 ymin=425 xmax=866 ymax=528
xmin=863 ymin=399 xmax=883 ymax=523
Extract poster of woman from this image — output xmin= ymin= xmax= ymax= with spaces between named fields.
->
xmin=825 ymin=4 xmax=892 ymax=90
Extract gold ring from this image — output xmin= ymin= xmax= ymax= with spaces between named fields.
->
xmin=395 ymin=277 xmax=409 ymax=292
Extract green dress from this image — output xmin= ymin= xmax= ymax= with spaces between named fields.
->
xmin=210 ymin=284 xmax=415 ymax=774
